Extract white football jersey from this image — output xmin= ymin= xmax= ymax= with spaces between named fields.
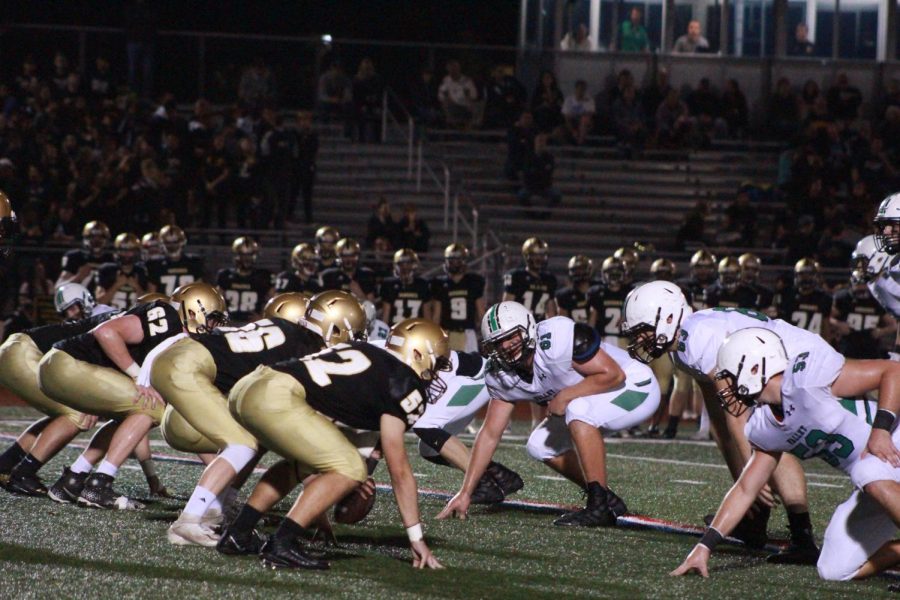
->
xmin=486 ymin=316 xmax=644 ymax=404
xmin=672 ymin=307 xmax=823 ymax=380
xmin=745 ymin=342 xmax=875 ymax=476
xmin=868 ymin=255 xmax=900 ymax=318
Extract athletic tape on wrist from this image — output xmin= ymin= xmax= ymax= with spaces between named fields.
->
xmin=698 ymin=527 xmax=724 ymax=551
xmin=873 ymin=409 xmax=896 ymax=432
xmin=406 ymin=523 xmax=424 ymax=543
xmin=125 ymin=363 xmax=141 ymax=379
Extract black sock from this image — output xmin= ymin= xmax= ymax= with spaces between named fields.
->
xmin=0 ymin=443 xmax=28 ymax=473
xmin=274 ymin=517 xmax=305 ymax=542
xmin=787 ymin=511 xmax=814 ymax=545
xmin=15 ymin=454 xmax=44 ymax=476
xmin=420 ymin=454 xmax=450 ymax=467
xmin=665 ymin=416 xmax=680 ymax=432
xmin=585 ymin=481 xmax=609 ymax=504
xmin=230 ymin=505 xmax=263 ymax=534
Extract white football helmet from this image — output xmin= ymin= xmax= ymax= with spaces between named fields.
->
xmin=874 ymin=193 xmax=900 ymax=255
xmin=481 ymin=301 xmax=536 ymax=371
xmin=715 ymin=327 xmax=788 ymax=417
xmin=54 ymin=283 xmax=96 ymax=318
xmin=851 ymin=234 xmax=890 ymax=284
xmin=621 ymin=281 xmax=692 ymax=364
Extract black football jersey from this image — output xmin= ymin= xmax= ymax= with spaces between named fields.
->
xmin=272 ymin=342 xmax=427 ymax=431
xmin=97 ymin=263 xmax=150 ymax=310
xmin=503 ymin=268 xmax=558 ymax=321
xmin=55 ymin=300 xmax=183 ymax=369
xmin=26 ymin=309 xmax=121 ymax=354
xmin=380 ymin=276 xmax=432 ymax=324
xmin=274 ymin=270 xmax=321 ymax=294
xmin=216 ymin=268 xmax=273 ymax=323
xmin=702 ymin=282 xmax=759 ymax=310
xmin=316 ymin=258 xmax=339 ymax=274
xmin=749 ymin=283 xmax=775 ymax=312
xmin=430 ymin=273 xmax=485 ymax=330
xmin=832 ymin=288 xmax=887 ymax=359
xmin=194 ymin=318 xmax=325 ymax=393
xmin=319 ymin=267 xmax=377 ymax=297
xmin=777 ymin=287 xmax=832 ymax=335
xmin=587 ymin=283 xmax=632 ymax=340
xmin=147 ymin=255 xmax=205 ymax=296
xmin=675 ymin=277 xmax=707 ymax=311
xmin=555 ymin=286 xmax=590 ymax=324
xmin=60 ymin=249 xmax=116 ymax=289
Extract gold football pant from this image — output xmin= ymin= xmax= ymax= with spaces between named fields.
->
xmin=151 ymin=337 xmax=256 ymax=450
xmin=229 ymin=366 xmax=366 ymax=483
xmin=650 ymin=353 xmax=674 ymax=397
xmin=38 ymin=349 xmax=164 ymax=423
xmin=0 ymin=334 xmax=93 ymax=429
xmin=160 ymin=405 xmax=219 ymax=454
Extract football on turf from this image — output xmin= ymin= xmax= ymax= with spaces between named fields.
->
xmin=333 ymin=477 xmax=376 ymax=524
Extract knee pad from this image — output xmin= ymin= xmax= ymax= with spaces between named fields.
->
xmin=219 ymin=444 xmax=257 ymax=473
xmin=414 ymin=427 xmax=452 ymax=454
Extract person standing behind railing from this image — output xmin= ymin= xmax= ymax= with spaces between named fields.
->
xmin=618 ymin=8 xmax=650 ymax=53
xmin=353 ymin=58 xmax=384 ymax=143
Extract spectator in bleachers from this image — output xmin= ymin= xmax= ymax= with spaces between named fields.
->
xmin=47 ymin=201 xmax=79 ymax=244
xmin=655 ymin=89 xmax=692 ymax=148
xmin=530 ymin=70 xmax=564 ymax=135
xmin=672 ymin=20 xmax=709 ymax=54
xmin=397 ymin=204 xmax=430 ymax=253
xmin=675 ymin=200 xmax=709 ymax=250
xmin=853 ymin=135 xmax=897 ymax=197
xmin=51 ymin=52 xmax=72 ymax=93
xmin=88 ymin=56 xmax=115 ymax=104
xmin=687 ymin=78 xmax=725 ymax=144
xmin=518 ymin=133 xmax=560 ymax=210
xmin=352 ymin=57 xmax=384 ymax=143
xmin=17 ymin=258 xmax=56 ymax=327
xmin=641 ymin=68 xmax=672 ymax=128
xmin=618 ymin=8 xmax=650 ymax=52
xmin=561 ymin=80 xmax=595 ymax=145
xmin=317 ymin=61 xmax=352 ymax=123
xmin=238 ymin=57 xmax=277 ymax=111
xmin=17 ymin=205 xmax=45 ymax=247
xmin=768 ymin=77 xmax=800 ymax=140
xmin=439 ymin=60 xmax=478 ymax=130
xmin=482 ymin=65 xmax=526 ymax=130
xmin=721 ymin=79 xmax=748 ymax=139
xmin=234 ymin=136 xmax=262 ymax=229
xmin=16 ymin=56 xmax=41 ymax=99
xmin=409 ymin=68 xmax=442 ymax=128
xmin=505 ymin=110 xmax=536 ymax=181
xmin=882 ymin=106 xmax=900 ymax=155
xmin=799 ymin=79 xmax=820 ymax=120
xmin=786 ymin=214 xmax=819 ymax=265
xmin=259 ymin=108 xmax=296 ymax=225
xmin=611 ymin=84 xmax=646 ymax=157
xmin=719 ymin=188 xmax=757 ymax=246
xmin=294 ymin=110 xmax=318 ymax=224
xmin=826 ymin=73 xmax=862 ymax=122
xmin=560 ymin=24 xmax=592 ymax=52
xmin=816 ymin=221 xmax=855 ymax=268
xmin=790 ymin=23 xmax=815 ymax=57
xmin=366 ymin=197 xmax=397 ymax=250
xmin=201 ymin=135 xmax=231 ymax=228
xmin=124 ymin=0 xmax=158 ymax=97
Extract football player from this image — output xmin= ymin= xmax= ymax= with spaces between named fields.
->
xmin=314 ymin=225 xmax=340 ymax=273
xmin=0 ymin=284 xmax=119 ymax=494
xmin=777 ymin=258 xmax=832 ymax=339
xmin=320 ymin=237 xmax=377 ymax=300
xmin=703 ymin=257 xmax=758 ymax=309
xmin=430 ymin=243 xmax=486 ymax=352
xmin=672 ymin=327 xmax=900 ymax=582
xmin=556 ymin=255 xmax=593 ymax=324
xmin=56 ymin=220 xmax=115 ymax=289
xmin=738 ymin=253 xmax=775 ymax=314
xmin=147 ymin=225 xmax=205 ymax=296
xmin=141 ymin=232 xmax=164 ymax=263
xmin=613 ymin=246 xmax=640 ymax=280
xmin=275 ymin=243 xmax=321 ymax=295
xmin=622 ymin=281 xmax=822 ymax=559
xmin=439 ymin=302 xmax=660 ymax=527
xmin=676 ymin=249 xmax=717 ymax=311
xmin=649 ymin=258 xmax=676 ymax=282
xmin=380 ymin=249 xmax=432 ymax=324
xmin=502 ymin=237 xmax=558 ymax=321
xmin=830 ymin=253 xmax=895 ymax=359
xmin=38 ymin=283 xmax=227 ymax=509
xmin=144 ymin=291 xmax=328 ymax=546
xmin=588 ymin=256 xmax=633 ymax=348
xmin=96 ymin=233 xmax=149 ymax=310
xmin=870 ymin=194 xmax=900 ymax=318
xmin=217 ymin=236 xmax=275 ymax=324
xmin=224 ymin=319 xmax=445 ymax=569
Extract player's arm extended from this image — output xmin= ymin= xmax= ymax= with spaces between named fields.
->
xmin=547 ymin=349 xmax=624 ymax=416
xmin=437 ymin=397 xmax=514 ymax=520
xmin=92 ymin=315 xmax=145 ymax=377
xmin=671 ymin=448 xmax=780 ymax=578
xmin=832 ymin=359 xmax=900 ymax=466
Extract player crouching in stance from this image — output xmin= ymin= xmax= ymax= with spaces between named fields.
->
xmin=672 ymin=327 xmax=900 ymax=582
xmin=439 ymin=301 xmax=660 ymax=526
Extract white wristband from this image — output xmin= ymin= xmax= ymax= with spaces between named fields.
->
xmin=125 ymin=363 xmax=141 ymax=380
xmin=406 ymin=523 xmax=424 ymax=543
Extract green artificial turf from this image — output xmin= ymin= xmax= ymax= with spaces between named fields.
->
xmin=0 ymin=407 xmax=893 ymax=599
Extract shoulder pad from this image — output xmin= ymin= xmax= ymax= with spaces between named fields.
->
xmin=455 ymin=351 xmax=485 ymax=378
xmin=572 ymin=322 xmax=601 ymax=363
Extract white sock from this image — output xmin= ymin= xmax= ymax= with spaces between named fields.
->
xmin=97 ymin=460 xmax=119 ymax=478
xmin=71 ymin=455 xmax=94 ymax=474
xmin=183 ymin=485 xmax=217 ymax=518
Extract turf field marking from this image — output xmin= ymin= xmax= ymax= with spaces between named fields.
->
xmin=670 ymin=479 xmax=706 ymax=485
xmin=807 ymin=482 xmax=845 ymax=489
xmin=536 ymin=475 xmax=568 ymax=481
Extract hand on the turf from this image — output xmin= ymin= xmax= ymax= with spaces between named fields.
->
xmin=863 ymin=428 xmax=900 ymax=467
xmin=411 ymin=540 xmax=443 ymax=569
xmin=437 ymin=492 xmax=470 ymax=520
xmin=670 ymin=545 xmax=711 ymax=578
xmin=134 ymin=385 xmax=165 ymax=410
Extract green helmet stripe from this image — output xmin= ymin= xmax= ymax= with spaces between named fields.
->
xmin=488 ymin=305 xmax=500 ymax=333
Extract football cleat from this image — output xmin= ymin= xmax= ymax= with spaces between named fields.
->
xmin=259 ymin=536 xmax=329 ymax=570
xmin=167 ymin=514 xmax=221 ymax=547
xmin=4 ymin=470 xmax=48 ymax=497
xmin=216 ymin=527 xmax=266 ymax=556
xmin=703 ymin=507 xmax=769 ymax=550
xmin=606 ymin=487 xmax=628 ymax=518
xmin=48 ymin=467 xmax=89 ymax=504
xmin=77 ymin=473 xmax=145 ymax=510
xmin=554 ymin=482 xmax=617 ymax=527
xmin=486 ymin=462 xmax=524 ymax=497
xmin=765 ymin=542 xmax=820 ymax=565
xmin=470 ymin=474 xmax=504 ymax=505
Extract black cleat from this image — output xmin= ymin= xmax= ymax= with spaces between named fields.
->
xmin=766 ymin=542 xmax=820 ymax=565
xmin=259 ymin=537 xmax=329 ymax=570
xmin=554 ymin=482 xmax=617 ymax=527
xmin=888 ymin=584 xmax=899 ymax=593
xmin=4 ymin=469 xmax=47 ymax=497
xmin=606 ymin=487 xmax=628 ymax=517
xmin=77 ymin=473 xmax=144 ymax=510
xmin=217 ymin=527 xmax=266 ymax=556
xmin=487 ymin=462 xmax=524 ymax=497
xmin=661 ymin=428 xmax=677 ymax=439
xmin=470 ymin=474 xmax=504 ymax=505
xmin=48 ymin=468 xmax=89 ymax=504
xmin=704 ymin=508 xmax=769 ymax=550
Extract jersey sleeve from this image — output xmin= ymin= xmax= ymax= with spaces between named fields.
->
xmin=61 ymin=250 xmax=83 ymax=274
xmin=135 ymin=265 xmax=149 ymax=288
xmin=788 ymin=345 xmax=845 ymax=391
xmin=97 ymin=264 xmax=117 ymax=289
xmin=540 ymin=317 xmax=575 ymax=366
xmin=503 ymin=270 xmax=517 ymax=295
xmin=545 ymin=274 xmax=558 ymax=297
xmin=454 ymin=351 xmax=486 ymax=378
xmin=680 ymin=317 xmax=723 ymax=377
xmin=130 ymin=300 xmax=182 ymax=341
xmin=358 ymin=269 xmax=377 ymax=296
xmin=744 ymin=409 xmax=778 ymax=452
xmin=216 ymin=269 xmax=228 ymax=288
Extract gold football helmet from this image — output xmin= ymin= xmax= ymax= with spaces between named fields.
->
xmin=336 ymin=238 xmax=361 ymax=273
xmin=690 ymin=249 xmax=717 ymax=283
xmin=521 ymin=237 xmax=549 ymax=272
xmin=649 ymin=258 xmax=676 ymax=281
xmin=386 ymin=318 xmax=451 ymax=401
xmin=613 ymin=246 xmax=639 ymax=275
xmin=0 ymin=189 xmax=18 ymax=242
xmin=114 ymin=233 xmax=141 ymax=265
xmin=159 ymin=224 xmax=186 ymax=260
xmin=304 ymin=290 xmax=367 ymax=346
xmin=264 ymin=292 xmax=313 ymax=324
xmin=291 ymin=243 xmax=318 ymax=276
xmin=315 ymin=226 xmax=340 ymax=261
xmin=718 ymin=257 xmax=741 ymax=292
xmin=601 ymin=256 xmax=626 ymax=290
xmin=738 ymin=253 xmax=761 ymax=284
xmin=393 ymin=248 xmax=419 ymax=284
xmin=171 ymin=282 xmax=228 ymax=333
xmin=136 ymin=292 xmax=170 ymax=305
xmin=567 ymin=254 xmax=594 ymax=284
xmin=141 ymin=232 xmax=163 ymax=262
xmin=794 ymin=258 xmax=820 ymax=294
xmin=443 ymin=243 xmax=470 ymax=275
xmin=232 ymin=236 xmax=259 ymax=272
xmin=82 ymin=220 xmax=111 ymax=253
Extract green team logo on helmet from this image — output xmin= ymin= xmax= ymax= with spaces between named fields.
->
xmin=487 ymin=305 xmax=500 ymax=333
xmin=56 ymin=288 xmax=65 ymax=307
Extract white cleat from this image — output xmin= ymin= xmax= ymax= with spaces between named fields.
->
xmin=167 ymin=515 xmax=221 ymax=547
xmin=201 ymin=507 xmax=224 ymax=529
